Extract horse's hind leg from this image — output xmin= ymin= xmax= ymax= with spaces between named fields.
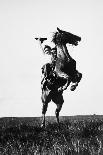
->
xmin=55 ymin=103 xmax=63 ymax=124
xmin=53 ymin=92 xmax=64 ymax=125
xmin=41 ymin=90 xmax=51 ymax=127
xmin=55 ymin=108 xmax=60 ymax=124
xmin=41 ymin=102 xmax=48 ymax=127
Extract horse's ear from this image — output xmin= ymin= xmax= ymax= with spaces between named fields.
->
xmin=57 ymin=27 xmax=61 ymax=33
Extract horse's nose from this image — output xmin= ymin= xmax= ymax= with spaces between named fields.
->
xmin=79 ymin=37 xmax=81 ymax=41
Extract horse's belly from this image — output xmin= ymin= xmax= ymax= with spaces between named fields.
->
xmin=56 ymin=59 xmax=76 ymax=76
xmin=63 ymin=60 xmax=76 ymax=75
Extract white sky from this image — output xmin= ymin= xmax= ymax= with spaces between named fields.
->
xmin=0 ymin=0 xmax=103 ymax=117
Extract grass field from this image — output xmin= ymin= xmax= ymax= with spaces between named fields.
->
xmin=0 ymin=115 xmax=103 ymax=155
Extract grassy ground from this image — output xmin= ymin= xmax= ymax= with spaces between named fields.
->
xmin=0 ymin=115 xmax=103 ymax=155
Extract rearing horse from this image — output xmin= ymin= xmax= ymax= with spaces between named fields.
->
xmin=52 ymin=27 xmax=82 ymax=91
xmin=41 ymin=28 xmax=82 ymax=127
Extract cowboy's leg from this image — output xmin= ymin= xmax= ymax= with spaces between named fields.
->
xmin=41 ymin=89 xmax=51 ymax=127
xmin=52 ymin=92 xmax=64 ymax=124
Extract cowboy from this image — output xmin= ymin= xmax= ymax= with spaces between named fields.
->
xmin=41 ymin=44 xmax=70 ymax=92
xmin=41 ymin=45 xmax=58 ymax=91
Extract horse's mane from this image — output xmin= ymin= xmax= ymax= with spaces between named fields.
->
xmin=52 ymin=31 xmax=61 ymax=45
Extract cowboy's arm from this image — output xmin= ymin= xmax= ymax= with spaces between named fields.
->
xmin=35 ymin=38 xmax=47 ymax=53
xmin=39 ymin=40 xmax=45 ymax=53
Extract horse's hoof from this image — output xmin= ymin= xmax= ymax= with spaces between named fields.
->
xmin=70 ymin=84 xmax=77 ymax=91
xmin=41 ymin=123 xmax=45 ymax=128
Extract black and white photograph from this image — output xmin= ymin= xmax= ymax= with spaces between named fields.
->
xmin=0 ymin=0 xmax=103 ymax=154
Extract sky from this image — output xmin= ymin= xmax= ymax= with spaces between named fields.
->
xmin=0 ymin=0 xmax=103 ymax=117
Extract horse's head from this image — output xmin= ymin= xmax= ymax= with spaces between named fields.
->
xmin=52 ymin=27 xmax=81 ymax=46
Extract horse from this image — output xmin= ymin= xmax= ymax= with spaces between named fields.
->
xmin=52 ymin=27 xmax=82 ymax=91
xmin=41 ymin=28 xmax=82 ymax=127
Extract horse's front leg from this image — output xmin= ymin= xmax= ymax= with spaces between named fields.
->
xmin=70 ymin=71 xmax=82 ymax=91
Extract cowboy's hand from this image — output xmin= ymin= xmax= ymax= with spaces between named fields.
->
xmin=38 ymin=37 xmax=47 ymax=44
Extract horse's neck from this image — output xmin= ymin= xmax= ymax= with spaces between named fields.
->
xmin=57 ymin=44 xmax=71 ymax=60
